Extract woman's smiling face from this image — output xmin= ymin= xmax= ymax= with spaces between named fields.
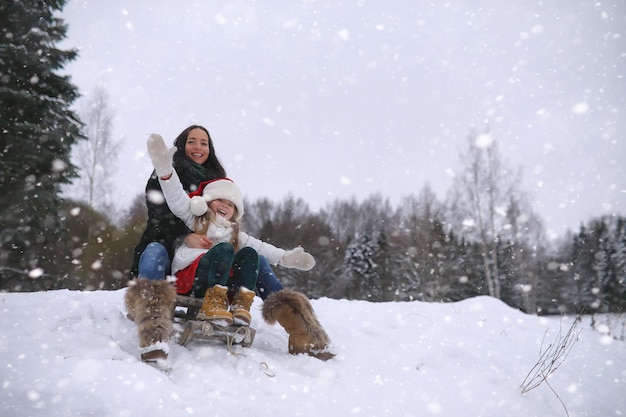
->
xmin=184 ymin=128 xmax=210 ymax=165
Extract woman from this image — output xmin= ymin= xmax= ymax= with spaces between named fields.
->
xmin=125 ymin=126 xmax=334 ymax=361
xmin=129 ymin=125 xmax=284 ymax=297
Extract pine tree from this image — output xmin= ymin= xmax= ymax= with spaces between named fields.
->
xmin=595 ymin=216 xmax=626 ymax=312
xmin=614 ymin=217 xmax=626 ymax=310
xmin=338 ymin=232 xmax=380 ymax=300
xmin=0 ymin=0 xmax=83 ymax=283
xmin=569 ymin=224 xmax=601 ymax=312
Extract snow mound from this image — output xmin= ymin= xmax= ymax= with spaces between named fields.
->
xmin=1 ymin=289 xmax=624 ymax=416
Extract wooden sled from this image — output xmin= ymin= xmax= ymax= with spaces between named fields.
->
xmin=173 ymin=295 xmax=256 ymax=348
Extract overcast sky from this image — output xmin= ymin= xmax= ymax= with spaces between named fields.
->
xmin=60 ymin=0 xmax=625 ymax=238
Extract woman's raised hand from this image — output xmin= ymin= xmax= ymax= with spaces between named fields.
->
xmin=147 ymin=133 xmax=176 ymax=178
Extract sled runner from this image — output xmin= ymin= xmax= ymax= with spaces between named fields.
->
xmin=173 ymin=295 xmax=256 ymax=348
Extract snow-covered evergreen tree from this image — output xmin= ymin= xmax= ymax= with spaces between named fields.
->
xmin=594 ymin=216 xmax=626 ymax=312
xmin=340 ymin=232 xmax=380 ymax=300
xmin=0 ymin=0 xmax=83 ymax=283
xmin=613 ymin=217 xmax=626 ymax=309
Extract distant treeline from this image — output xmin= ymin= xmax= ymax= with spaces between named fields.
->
xmin=1 ymin=191 xmax=624 ymax=316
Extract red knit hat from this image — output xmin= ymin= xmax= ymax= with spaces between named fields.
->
xmin=188 ymin=178 xmax=244 ymax=220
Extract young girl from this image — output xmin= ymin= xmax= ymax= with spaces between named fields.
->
xmin=147 ymin=133 xmax=315 ymax=326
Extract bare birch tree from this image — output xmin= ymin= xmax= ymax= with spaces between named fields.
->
xmin=448 ymin=129 xmax=523 ymax=299
xmin=65 ymin=86 xmax=121 ymax=240
xmin=64 ymin=88 xmax=119 ymax=212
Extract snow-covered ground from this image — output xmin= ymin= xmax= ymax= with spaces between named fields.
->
xmin=1 ymin=289 xmax=624 ymax=417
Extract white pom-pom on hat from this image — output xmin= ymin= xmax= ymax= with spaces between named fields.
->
xmin=190 ymin=195 xmax=208 ymax=216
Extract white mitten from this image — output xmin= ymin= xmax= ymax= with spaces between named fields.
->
xmin=190 ymin=195 xmax=208 ymax=216
xmin=147 ymin=133 xmax=176 ymax=178
xmin=279 ymin=247 xmax=315 ymax=271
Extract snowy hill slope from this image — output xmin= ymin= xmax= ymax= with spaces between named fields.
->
xmin=1 ymin=289 xmax=624 ymax=417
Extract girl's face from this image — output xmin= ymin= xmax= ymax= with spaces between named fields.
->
xmin=185 ymin=128 xmax=210 ymax=165
xmin=209 ymin=199 xmax=236 ymax=221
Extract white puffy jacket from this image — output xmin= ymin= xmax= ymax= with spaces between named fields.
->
xmin=158 ymin=171 xmax=286 ymax=274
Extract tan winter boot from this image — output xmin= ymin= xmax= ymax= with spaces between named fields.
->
xmin=262 ymin=289 xmax=336 ymax=360
xmin=231 ymin=287 xmax=255 ymax=326
xmin=197 ymin=285 xmax=233 ymax=325
xmin=124 ymin=278 xmax=176 ymax=362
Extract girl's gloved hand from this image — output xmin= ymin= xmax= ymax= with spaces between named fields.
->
xmin=279 ymin=247 xmax=315 ymax=271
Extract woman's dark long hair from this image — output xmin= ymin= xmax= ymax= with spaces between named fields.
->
xmin=172 ymin=125 xmax=227 ymax=191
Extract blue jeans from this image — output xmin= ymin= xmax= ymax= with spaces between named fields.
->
xmin=256 ymin=256 xmax=283 ymax=300
xmin=137 ymin=242 xmax=170 ymax=281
